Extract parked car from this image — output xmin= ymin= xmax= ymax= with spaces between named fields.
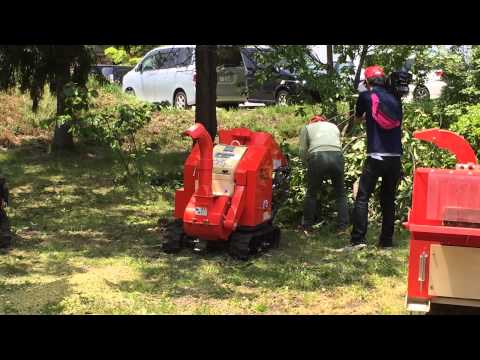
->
xmin=92 ymin=65 xmax=133 ymax=84
xmin=122 ymin=45 xmax=195 ymax=108
xmin=121 ymin=45 xmax=307 ymax=108
xmin=234 ymin=47 xmax=306 ymax=106
xmin=409 ymin=69 xmax=446 ymax=101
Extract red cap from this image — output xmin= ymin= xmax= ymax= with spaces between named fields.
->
xmin=364 ymin=65 xmax=385 ymax=79
xmin=309 ymin=115 xmax=327 ymax=124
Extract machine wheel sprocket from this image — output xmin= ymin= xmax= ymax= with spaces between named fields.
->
xmin=228 ymin=223 xmax=281 ymax=260
xmin=228 ymin=232 xmax=252 ymax=260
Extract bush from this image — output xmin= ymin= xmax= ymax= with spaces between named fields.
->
xmin=39 ymin=81 xmax=156 ymax=185
xmin=78 ymin=100 xmax=155 ymax=182
xmin=450 ymin=103 xmax=480 ymax=157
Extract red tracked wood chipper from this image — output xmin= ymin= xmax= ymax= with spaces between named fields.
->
xmin=162 ymin=123 xmax=289 ymax=260
xmin=405 ymin=128 xmax=480 ymax=314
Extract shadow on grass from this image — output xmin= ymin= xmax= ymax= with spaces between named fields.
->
xmin=2 ymin=143 xmax=189 ymax=259
xmin=112 ymin=253 xmax=239 ymax=300
xmin=2 ymin=232 xmax=88 ymax=274
xmin=112 ymin=228 xmax=408 ymax=300
xmin=1 ymin=140 xmax=409 ymax=307
xmin=0 ymin=234 xmax=89 ymax=313
xmin=0 ymin=273 xmax=73 ymax=314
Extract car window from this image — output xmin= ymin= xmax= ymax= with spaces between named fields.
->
xmin=218 ymin=47 xmax=243 ymax=68
xmin=176 ymin=47 xmax=194 ymax=67
xmin=166 ymin=49 xmax=180 ymax=69
xmin=241 ymin=49 xmax=258 ymax=71
xmin=141 ymin=54 xmax=157 ymax=72
xmin=153 ymin=50 xmax=169 ymax=70
xmin=155 ymin=48 xmax=193 ymax=69
xmin=243 ymin=48 xmax=282 ymax=71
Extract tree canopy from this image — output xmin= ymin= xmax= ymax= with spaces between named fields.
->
xmin=0 ymin=45 xmax=93 ymax=150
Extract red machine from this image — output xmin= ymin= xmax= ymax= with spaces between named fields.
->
xmin=405 ymin=128 xmax=480 ymax=313
xmin=163 ymin=123 xmax=289 ymax=259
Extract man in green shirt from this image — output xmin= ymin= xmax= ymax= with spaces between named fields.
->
xmin=299 ymin=115 xmax=349 ymax=233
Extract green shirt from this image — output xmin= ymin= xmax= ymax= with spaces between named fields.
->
xmin=299 ymin=121 xmax=342 ymax=163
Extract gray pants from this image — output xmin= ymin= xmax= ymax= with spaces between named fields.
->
xmin=303 ymin=151 xmax=349 ymax=229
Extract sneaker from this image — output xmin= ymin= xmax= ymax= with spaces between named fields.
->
xmin=377 ymin=243 xmax=393 ymax=250
xmin=378 ymin=241 xmax=393 ymax=249
xmin=336 ymin=243 xmax=367 ymax=253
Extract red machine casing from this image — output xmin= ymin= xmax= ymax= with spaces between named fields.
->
xmin=405 ymin=129 xmax=480 ymax=311
xmin=174 ymin=126 xmax=286 ymax=241
xmin=218 ymin=128 xmax=287 ymax=171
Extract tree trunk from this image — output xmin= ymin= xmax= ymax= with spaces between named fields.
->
xmin=326 ymin=45 xmax=334 ymax=73
xmin=346 ymin=45 xmax=370 ymax=135
xmin=195 ymin=45 xmax=218 ymax=141
xmin=52 ymin=57 xmax=74 ymax=151
xmin=325 ymin=45 xmax=338 ymax=117
xmin=354 ymin=45 xmax=369 ymax=90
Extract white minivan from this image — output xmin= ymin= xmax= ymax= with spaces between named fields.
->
xmin=122 ymin=45 xmax=196 ymax=108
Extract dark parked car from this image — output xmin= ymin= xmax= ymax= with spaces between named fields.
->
xmin=92 ymin=65 xmax=133 ymax=84
xmin=216 ymin=46 xmax=306 ymax=106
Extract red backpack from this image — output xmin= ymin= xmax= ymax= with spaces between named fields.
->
xmin=370 ymin=91 xmax=401 ymax=130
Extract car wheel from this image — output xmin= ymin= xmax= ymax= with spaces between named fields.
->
xmin=223 ymin=103 xmax=239 ymax=111
xmin=276 ymin=90 xmax=289 ymax=106
xmin=174 ymin=91 xmax=188 ymax=109
xmin=125 ymin=88 xmax=136 ymax=96
xmin=413 ymin=85 xmax=430 ymax=101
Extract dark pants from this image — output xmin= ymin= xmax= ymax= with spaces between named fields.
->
xmin=0 ymin=208 xmax=11 ymax=248
xmin=351 ymin=156 xmax=401 ymax=246
xmin=303 ymin=151 xmax=349 ymax=229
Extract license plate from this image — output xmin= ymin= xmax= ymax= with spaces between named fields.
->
xmin=195 ymin=207 xmax=208 ymax=216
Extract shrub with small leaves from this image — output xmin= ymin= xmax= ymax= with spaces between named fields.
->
xmin=276 ymin=100 xmax=460 ymax=227
xmin=450 ymin=104 xmax=480 ymax=157
xmin=79 ymin=101 xmax=154 ymax=181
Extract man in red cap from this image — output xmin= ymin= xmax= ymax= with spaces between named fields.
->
xmin=299 ymin=114 xmax=349 ymax=234
xmin=344 ymin=65 xmax=403 ymax=251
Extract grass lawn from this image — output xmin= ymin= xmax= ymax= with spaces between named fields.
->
xmin=0 ymin=96 xmax=411 ymax=314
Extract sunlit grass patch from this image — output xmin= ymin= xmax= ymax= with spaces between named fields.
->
xmin=0 ymin=94 xmax=412 ymax=314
